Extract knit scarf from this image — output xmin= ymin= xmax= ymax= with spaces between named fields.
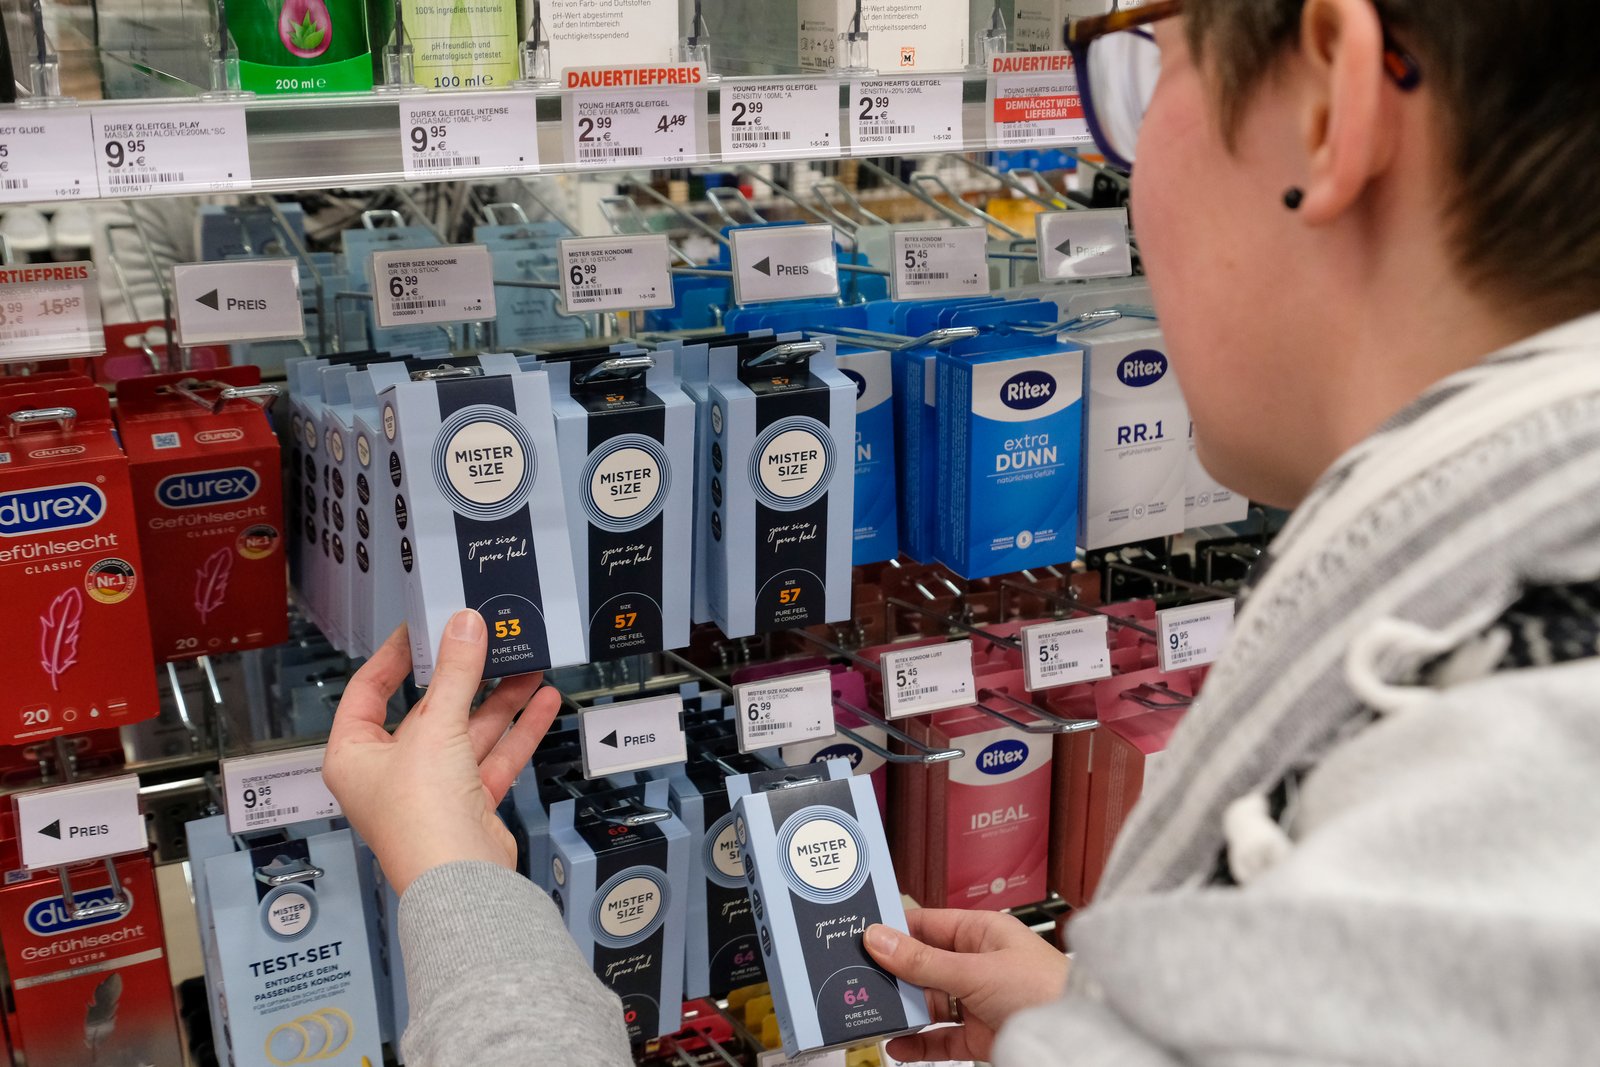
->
xmin=1097 ymin=311 xmax=1600 ymax=898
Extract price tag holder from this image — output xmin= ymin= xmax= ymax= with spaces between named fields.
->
xmin=881 ymin=640 xmax=976 ymax=719
xmin=579 ymin=694 xmax=688 ymax=778
xmin=849 ymin=76 xmax=963 ymax=155
xmin=91 ymin=105 xmax=251 ymax=197
xmin=172 ymin=258 xmax=305 ymax=346
xmin=890 ymin=226 xmax=990 ymax=301
xmin=1037 ymin=208 xmax=1134 ymax=280
xmin=0 ymin=262 xmax=104 ymax=363
xmin=758 ymin=1049 xmax=848 ymax=1067
xmin=563 ymin=65 xmax=709 ymax=168
xmin=221 ymin=746 xmax=342 ymax=834
xmin=729 ymin=223 xmax=839 ymax=305
xmin=0 ymin=111 xmax=100 ymax=203
xmin=1021 ymin=616 xmax=1112 ymax=691
xmin=398 ymin=92 xmax=541 ymax=180
xmin=720 ymin=79 xmax=840 ymax=161
xmin=986 ymin=52 xmax=1092 ymax=149
xmin=1157 ymin=599 xmax=1237 ymax=672
xmin=557 ymin=234 xmax=675 ymax=315
xmin=16 ymin=775 xmax=145 ymax=871
xmin=734 ymin=670 xmax=835 ymax=753
xmin=371 ymin=244 xmax=496 ymax=328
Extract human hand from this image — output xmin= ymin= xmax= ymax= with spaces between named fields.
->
xmin=864 ymin=908 xmax=1070 ymax=1062
xmin=324 ymin=612 xmax=561 ymax=896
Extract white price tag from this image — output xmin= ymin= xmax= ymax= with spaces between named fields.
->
xmin=758 ymin=1050 xmax=848 ymax=1067
xmin=849 ymin=77 xmax=963 ymax=154
xmin=564 ymin=65 xmax=708 ymax=168
xmin=986 ymin=52 xmax=1093 ymax=148
xmin=17 ymin=775 xmax=145 ymax=870
xmin=557 ymin=235 xmax=675 ymax=314
xmin=734 ymin=670 xmax=835 ymax=753
xmin=579 ymin=694 xmax=688 ymax=777
xmin=0 ymin=111 xmax=100 ymax=203
xmin=1037 ymin=208 xmax=1134 ymax=280
xmin=1022 ymin=616 xmax=1112 ymax=691
xmin=721 ymin=79 xmax=839 ymax=160
xmin=890 ymin=226 xmax=991 ymax=301
xmin=730 ymin=223 xmax=839 ymax=305
xmin=221 ymin=746 xmax=342 ymax=834
xmin=91 ymin=105 xmax=251 ymax=197
xmin=0 ymin=262 xmax=103 ymax=363
xmin=173 ymin=259 xmax=304 ymax=346
xmin=1157 ymin=599 xmax=1236 ymax=672
xmin=399 ymin=92 xmax=541 ymax=179
xmin=882 ymin=640 xmax=976 ymax=719
xmin=371 ymin=244 xmax=496 ymax=328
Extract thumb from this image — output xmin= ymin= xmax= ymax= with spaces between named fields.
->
xmin=864 ymin=924 xmax=976 ymax=998
xmin=417 ymin=610 xmax=489 ymax=731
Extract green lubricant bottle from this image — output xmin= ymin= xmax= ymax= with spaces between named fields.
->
xmin=234 ymin=0 xmax=377 ymax=94
xmin=398 ymin=0 xmax=519 ymax=90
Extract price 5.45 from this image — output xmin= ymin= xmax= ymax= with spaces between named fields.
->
xmin=104 ymin=139 xmax=147 ymax=169
xmin=894 ymin=666 xmax=919 ymax=688
xmin=410 ymin=125 xmax=449 ymax=153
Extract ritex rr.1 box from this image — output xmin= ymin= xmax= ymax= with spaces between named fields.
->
xmin=0 ymin=386 xmax=159 ymax=744
xmin=706 ymin=338 xmax=856 ymax=637
xmin=731 ymin=759 xmax=927 ymax=1058
xmin=118 ymin=369 xmax=288 ymax=660
xmin=382 ymin=368 xmax=584 ymax=684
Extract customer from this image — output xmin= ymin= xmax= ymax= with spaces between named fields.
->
xmin=325 ymin=0 xmax=1600 ymax=1062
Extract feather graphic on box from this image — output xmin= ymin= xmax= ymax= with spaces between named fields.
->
xmin=195 ymin=547 xmax=235 ymax=623
xmin=83 ymin=972 xmax=122 ymax=1056
xmin=38 ymin=588 xmax=84 ymax=692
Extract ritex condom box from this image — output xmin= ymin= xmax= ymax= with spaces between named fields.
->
xmin=382 ymin=367 xmax=584 ymax=684
xmin=731 ymin=759 xmax=928 ymax=1057
xmin=117 ymin=368 xmax=288 ymax=660
xmin=0 ymin=386 xmax=159 ymax=744
xmin=0 ymin=853 xmax=183 ymax=1067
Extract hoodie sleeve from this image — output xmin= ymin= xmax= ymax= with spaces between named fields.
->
xmin=398 ymin=861 xmax=633 ymax=1067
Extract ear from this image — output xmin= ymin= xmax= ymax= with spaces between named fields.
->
xmin=1295 ymin=0 xmax=1396 ymax=224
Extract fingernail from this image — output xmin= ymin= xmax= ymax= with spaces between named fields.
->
xmin=865 ymin=924 xmax=899 ymax=958
xmin=447 ymin=610 xmax=484 ymax=641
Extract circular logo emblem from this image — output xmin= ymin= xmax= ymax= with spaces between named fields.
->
xmin=552 ymin=857 xmax=566 ymax=886
xmin=356 ymin=542 xmax=370 ymax=573
xmin=400 ymin=537 xmax=414 ymax=572
xmin=431 ymin=406 xmax=536 ymax=522
xmin=356 ymin=508 xmax=370 ymax=540
xmin=382 ymin=404 xmax=397 ymax=442
xmin=357 ymin=474 xmax=371 ymax=506
xmin=332 ymin=470 xmax=345 ymax=500
xmin=777 ymin=807 xmax=869 ymax=904
xmin=395 ymin=494 xmax=409 ymax=530
xmin=332 ymin=501 xmax=345 ymax=532
xmin=590 ymin=868 xmax=669 ymax=949
xmin=332 ymin=535 xmax=345 ymax=564
xmin=749 ymin=418 xmax=834 ymax=511
xmin=302 ymin=420 xmax=317 ymax=451
xmin=388 ymin=452 xmax=403 ymax=489
xmin=356 ymin=434 xmax=372 ymax=468
xmin=581 ymin=436 xmax=670 ymax=532
xmin=238 ymin=524 xmax=280 ymax=561
xmin=710 ymin=477 xmax=723 ymax=508
xmin=710 ymin=404 xmax=724 ymax=435
xmin=328 ymin=429 xmax=345 ymax=465
xmin=262 ymin=885 xmax=316 ymax=940
xmin=1016 ymin=529 xmax=1034 ymax=550
xmin=85 ymin=558 xmax=137 ymax=604
xmin=704 ymin=813 xmax=745 ymax=889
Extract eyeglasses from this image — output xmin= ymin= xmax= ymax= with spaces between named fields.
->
xmin=1066 ymin=0 xmax=1423 ymax=172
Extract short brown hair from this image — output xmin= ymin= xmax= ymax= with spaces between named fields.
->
xmin=1186 ymin=0 xmax=1600 ymax=321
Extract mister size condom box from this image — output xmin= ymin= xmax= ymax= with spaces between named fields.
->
xmin=730 ymin=760 xmax=928 ymax=1057
xmin=381 ymin=369 xmax=584 ymax=684
xmin=548 ymin=354 xmax=694 ymax=661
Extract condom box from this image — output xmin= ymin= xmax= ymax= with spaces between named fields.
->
xmin=205 ymin=825 xmax=384 ymax=1067
xmin=705 ymin=339 xmax=857 ymax=637
xmin=653 ymin=753 xmax=767 ymax=1000
xmin=1077 ymin=326 xmax=1189 ymax=549
xmin=548 ymin=779 xmax=691 ymax=1044
xmin=890 ymin=343 xmax=940 ymax=563
xmin=382 ymin=368 xmax=585 ymax=684
xmin=936 ymin=339 xmax=1085 ymax=578
xmin=731 ymin=759 xmax=928 ymax=1057
xmin=921 ymin=693 xmax=1053 ymax=910
xmin=0 ymin=853 xmax=182 ymax=1067
xmin=117 ymin=368 xmax=288 ymax=661
xmin=0 ymin=386 xmax=160 ymax=745
xmin=186 ymin=815 xmax=239 ymax=1067
xmin=1042 ymin=684 xmax=1097 ymax=907
xmin=549 ymin=353 xmax=694 ymax=661
xmin=834 ymin=344 xmax=899 ymax=565
xmin=1184 ymin=418 xmax=1250 ymax=528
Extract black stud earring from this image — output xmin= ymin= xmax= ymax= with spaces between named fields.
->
xmin=1283 ymin=187 xmax=1305 ymax=211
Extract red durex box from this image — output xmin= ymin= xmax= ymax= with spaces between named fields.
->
xmin=0 ymin=853 xmax=184 ymax=1067
xmin=0 ymin=387 xmax=160 ymax=743
xmin=117 ymin=369 xmax=288 ymax=660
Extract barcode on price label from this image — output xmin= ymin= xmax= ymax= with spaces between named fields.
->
xmin=221 ymin=746 xmax=341 ymax=834
xmin=580 ymin=145 xmax=646 ymax=160
xmin=1 ymin=179 xmax=28 ymax=191
xmin=412 ymin=156 xmax=482 ymax=170
xmin=882 ymin=640 xmax=976 ymax=719
xmin=0 ymin=111 xmax=101 ymax=203
xmin=106 ymin=171 xmax=186 ymax=187
xmin=905 ymin=271 xmax=950 ymax=280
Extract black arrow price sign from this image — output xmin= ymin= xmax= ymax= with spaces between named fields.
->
xmin=729 ymin=223 xmax=839 ymax=305
xmin=578 ymin=694 xmax=687 ymax=778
